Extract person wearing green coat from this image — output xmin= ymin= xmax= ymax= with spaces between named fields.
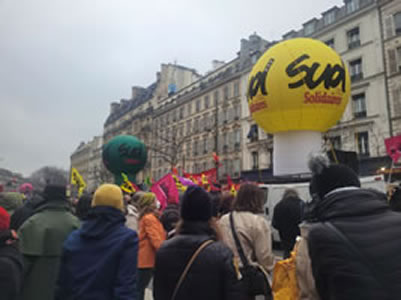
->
xmin=17 ymin=183 xmax=80 ymax=300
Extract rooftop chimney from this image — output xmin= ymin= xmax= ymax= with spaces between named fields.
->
xmin=110 ymin=102 xmax=120 ymax=114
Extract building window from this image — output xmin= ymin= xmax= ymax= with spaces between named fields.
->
xmin=324 ymin=11 xmax=336 ymax=25
xmin=187 ymin=103 xmax=192 ymax=115
xmin=325 ymin=39 xmax=335 ymax=49
xmin=223 ymin=110 xmax=228 ymax=124
xmin=223 ymin=85 xmax=230 ymax=100
xmin=234 ymin=82 xmax=240 ymax=97
xmin=221 ymin=160 xmax=227 ymax=176
xmin=179 ymin=107 xmax=184 ymax=119
xmin=347 ymin=27 xmax=360 ymax=49
xmin=247 ymin=124 xmax=259 ymax=142
xmin=234 ymin=105 xmax=240 ymax=120
xmin=394 ymin=12 xmax=401 ymax=35
xmin=193 ymin=141 xmax=198 ymax=156
xmin=186 ymin=120 xmax=191 ymax=135
xmin=196 ymin=99 xmax=201 ymax=112
xmin=234 ymin=129 xmax=241 ymax=150
xmin=203 ymin=139 xmax=208 ymax=154
xmin=251 ymin=152 xmax=259 ymax=170
xmin=356 ymin=132 xmax=369 ymax=157
xmin=346 ymin=0 xmax=359 ymax=14
xmin=397 ymin=47 xmax=401 ymax=71
xmin=352 ymin=93 xmax=367 ymax=118
xmin=330 ymin=136 xmax=342 ymax=150
xmin=304 ymin=22 xmax=315 ymax=35
xmin=194 ymin=118 xmax=199 ymax=133
xmin=233 ymin=159 xmax=241 ymax=177
xmin=214 ymin=90 xmax=219 ymax=105
xmin=204 ymin=95 xmax=210 ymax=109
xmin=350 ymin=58 xmax=363 ymax=82
xmin=186 ymin=143 xmax=191 ymax=157
xmin=223 ymin=133 xmax=228 ymax=152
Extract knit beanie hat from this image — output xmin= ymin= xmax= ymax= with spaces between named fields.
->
xmin=19 ymin=183 xmax=33 ymax=194
xmin=0 ymin=207 xmax=10 ymax=231
xmin=309 ymin=154 xmax=361 ymax=199
xmin=181 ymin=186 xmax=212 ymax=222
xmin=92 ymin=184 xmax=124 ymax=212
xmin=43 ymin=184 xmax=66 ymax=202
xmin=137 ymin=193 xmax=157 ymax=210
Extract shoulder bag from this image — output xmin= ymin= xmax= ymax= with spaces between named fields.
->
xmin=229 ymin=212 xmax=272 ymax=298
xmin=171 ymin=239 xmax=214 ymax=300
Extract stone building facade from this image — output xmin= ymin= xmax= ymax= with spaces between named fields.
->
xmin=70 ymin=141 xmax=92 ymax=189
xmin=75 ymin=0 xmax=401 ymax=183
xmin=242 ymin=0 xmax=394 ymax=179
xmin=381 ymin=0 xmax=401 ymax=135
xmin=102 ymin=64 xmax=200 ymax=182
xmin=151 ymin=34 xmax=272 ymax=180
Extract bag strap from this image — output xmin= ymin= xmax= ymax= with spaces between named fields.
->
xmin=171 ymin=239 xmax=214 ymax=300
xmin=324 ymin=222 xmax=391 ymax=296
xmin=229 ymin=212 xmax=249 ymax=267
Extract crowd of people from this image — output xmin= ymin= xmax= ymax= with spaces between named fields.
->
xmin=1 ymin=155 xmax=401 ymax=299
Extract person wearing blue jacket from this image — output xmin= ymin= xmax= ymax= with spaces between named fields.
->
xmin=55 ymin=184 xmax=138 ymax=300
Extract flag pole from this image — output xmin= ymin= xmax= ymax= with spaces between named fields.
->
xmin=388 ymin=159 xmax=395 ymax=185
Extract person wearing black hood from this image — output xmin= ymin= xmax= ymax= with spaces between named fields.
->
xmin=153 ymin=185 xmax=244 ymax=300
xmin=17 ymin=179 xmax=80 ymax=300
xmin=10 ymin=190 xmax=45 ymax=230
xmin=272 ymin=188 xmax=304 ymax=259
xmin=0 ymin=206 xmax=23 ymax=300
xmin=304 ymin=154 xmax=401 ymax=300
xmin=55 ymin=184 xmax=138 ymax=300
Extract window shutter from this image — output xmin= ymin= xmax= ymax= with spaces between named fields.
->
xmin=385 ymin=16 xmax=394 ymax=39
xmin=393 ymin=87 xmax=401 ymax=117
xmin=388 ymin=49 xmax=398 ymax=75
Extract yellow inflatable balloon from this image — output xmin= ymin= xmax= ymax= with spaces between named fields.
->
xmin=247 ymin=38 xmax=351 ymax=133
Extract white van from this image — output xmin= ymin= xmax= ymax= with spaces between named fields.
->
xmin=260 ymin=175 xmax=386 ymax=242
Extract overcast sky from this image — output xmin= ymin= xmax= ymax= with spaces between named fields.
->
xmin=0 ymin=0 xmax=343 ymax=176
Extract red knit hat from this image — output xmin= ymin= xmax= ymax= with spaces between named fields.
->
xmin=0 ymin=207 xmax=10 ymax=230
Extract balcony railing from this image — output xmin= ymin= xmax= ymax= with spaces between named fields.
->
xmin=348 ymin=40 xmax=361 ymax=50
xmin=351 ymin=73 xmax=363 ymax=82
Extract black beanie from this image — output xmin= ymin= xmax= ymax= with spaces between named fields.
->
xmin=43 ymin=184 xmax=67 ymax=202
xmin=310 ymin=164 xmax=361 ymax=199
xmin=181 ymin=186 xmax=212 ymax=222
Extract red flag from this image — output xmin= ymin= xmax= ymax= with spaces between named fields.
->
xmin=385 ymin=135 xmax=401 ymax=163
xmin=184 ymin=168 xmax=217 ymax=184
xmin=151 ymin=174 xmax=179 ymax=210
xmin=212 ymin=152 xmax=220 ymax=164
xmin=227 ymin=175 xmax=233 ymax=187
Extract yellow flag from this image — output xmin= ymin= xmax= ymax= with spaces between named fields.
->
xmin=71 ymin=168 xmax=86 ymax=188
xmin=70 ymin=168 xmax=86 ymax=197
xmin=230 ymin=185 xmax=237 ymax=197
xmin=120 ymin=173 xmax=137 ymax=194
xmin=172 ymin=174 xmax=187 ymax=192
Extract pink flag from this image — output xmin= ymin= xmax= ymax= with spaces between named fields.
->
xmin=151 ymin=174 xmax=179 ymax=210
xmin=385 ymin=135 xmax=401 ymax=163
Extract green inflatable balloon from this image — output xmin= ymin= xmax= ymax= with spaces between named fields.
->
xmin=102 ymin=135 xmax=147 ymax=185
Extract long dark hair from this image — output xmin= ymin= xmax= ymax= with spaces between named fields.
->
xmin=233 ymin=183 xmax=264 ymax=214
